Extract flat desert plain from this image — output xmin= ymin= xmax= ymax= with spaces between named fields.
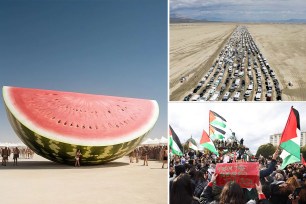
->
xmin=0 ymin=155 xmax=167 ymax=204
xmin=170 ymin=23 xmax=306 ymax=101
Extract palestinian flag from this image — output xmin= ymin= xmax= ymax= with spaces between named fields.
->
xmin=169 ymin=125 xmax=184 ymax=156
xmin=189 ymin=141 xmax=198 ymax=151
xmin=209 ymin=110 xmax=227 ymax=140
xmin=200 ymin=130 xmax=219 ymax=156
xmin=280 ymin=107 xmax=301 ymax=169
xmin=210 ymin=126 xmax=225 ymax=140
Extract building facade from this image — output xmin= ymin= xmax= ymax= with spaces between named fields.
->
xmin=270 ymin=132 xmax=306 ymax=147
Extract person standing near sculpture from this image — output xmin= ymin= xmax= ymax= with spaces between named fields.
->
xmin=129 ymin=150 xmax=135 ymax=163
xmin=142 ymin=146 xmax=148 ymax=166
xmin=1 ymin=147 xmax=9 ymax=166
xmin=240 ymin=138 xmax=244 ymax=146
xmin=134 ymin=148 xmax=139 ymax=163
xmin=162 ymin=146 xmax=168 ymax=168
xmin=75 ymin=149 xmax=82 ymax=167
xmin=13 ymin=147 xmax=20 ymax=166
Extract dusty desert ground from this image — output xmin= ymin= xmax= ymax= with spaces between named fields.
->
xmin=247 ymin=24 xmax=306 ymax=100
xmin=170 ymin=23 xmax=306 ymax=101
xmin=0 ymin=155 xmax=167 ymax=204
xmin=170 ymin=23 xmax=236 ymax=100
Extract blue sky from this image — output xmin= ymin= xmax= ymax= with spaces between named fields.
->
xmin=170 ymin=0 xmax=306 ymax=21
xmin=0 ymin=0 xmax=167 ymax=142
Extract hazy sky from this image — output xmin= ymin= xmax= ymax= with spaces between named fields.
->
xmin=169 ymin=102 xmax=306 ymax=154
xmin=170 ymin=0 xmax=306 ymax=21
xmin=0 ymin=0 xmax=167 ymax=143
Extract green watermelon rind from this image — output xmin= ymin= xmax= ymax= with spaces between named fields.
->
xmin=2 ymin=86 xmax=159 ymax=146
xmin=6 ymin=107 xmax=149 ymax=165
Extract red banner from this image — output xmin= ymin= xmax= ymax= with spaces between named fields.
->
xmin=215 ymin=162 xmax=259 ymax=188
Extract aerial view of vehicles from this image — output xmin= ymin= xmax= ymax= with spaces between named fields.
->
xmin=183 ymin=26 xmax=282 ymax=101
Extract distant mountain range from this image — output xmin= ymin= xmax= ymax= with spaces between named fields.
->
xmin=280 ymin=19 xmax=306 ymax=23
xmin=170 ymin=17 xmax=208 ymax=23
xmin=170 ymin=14 xmax=306 ymax=24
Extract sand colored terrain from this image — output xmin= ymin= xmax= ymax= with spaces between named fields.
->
xmin=170 ymin=23 xmax=306 ymax=101
xmin=170 ymin=23 xmax=236 ymax=100
xmin=247 ymin=24 xmax=306 ymax=100
xmin=0 ymin=155 xmax=167 ymax=204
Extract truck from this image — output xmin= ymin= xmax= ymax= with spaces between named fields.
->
xmin=190 ymin=94 xmax=200 ymax=101
xmin=209 ymin=92 xmax=220 ymax=101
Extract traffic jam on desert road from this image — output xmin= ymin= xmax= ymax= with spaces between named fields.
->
xmin=183 ymin=26 xmax=282 ymax=101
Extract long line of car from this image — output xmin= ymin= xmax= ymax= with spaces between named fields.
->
xmin=183 ymin=26 xmax=282 ymax=101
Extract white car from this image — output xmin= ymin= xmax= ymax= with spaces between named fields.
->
xmin=209 ymin=89 xmax=215 ymax=96
xmin=255 ymin=92 xmax=262 ymax=101
xmin=244 ymin=90 xmax=251 ymax=97
xmin=234 ymin=92 xmax=241 ymax=101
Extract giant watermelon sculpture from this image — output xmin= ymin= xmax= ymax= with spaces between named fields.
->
xmin=2 ymin=86 xmax=159 ymax=165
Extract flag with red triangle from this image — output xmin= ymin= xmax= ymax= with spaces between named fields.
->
xmin=209 ymin=110 xmax=228 ymax=140
xmin=200 ymin=130 xmax=219 ymax=156
xmin=280 ymin=107 xmax=301 ymax=169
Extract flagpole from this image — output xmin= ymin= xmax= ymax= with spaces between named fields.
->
xmin=208 ymin=110 xmax=211 ymax=154
xmin=209 ymin=110 xmax=211 ymax=141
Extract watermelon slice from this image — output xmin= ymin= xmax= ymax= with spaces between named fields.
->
xmin=2 ymin=86 xmax=159 ymax=165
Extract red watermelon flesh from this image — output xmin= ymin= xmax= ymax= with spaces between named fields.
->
xmin=3 ymin=86 xmax=159 ymax=146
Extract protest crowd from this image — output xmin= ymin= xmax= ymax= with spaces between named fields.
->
xmin=169 ymin=147 xmax=306 ymax=204
xmin=169 ymin=106 xmax=306 ymax=204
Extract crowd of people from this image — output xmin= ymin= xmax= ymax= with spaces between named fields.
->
xmin=1 ymin=146 xmax=34 ymax=166
xmin=169 ymin=148 xmax=306 ymax=204
xmin=128 ymin=145 xmax=168 ymax=167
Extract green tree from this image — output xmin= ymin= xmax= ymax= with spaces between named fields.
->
xmin=256 ymin=143 xmax=276 ymax=158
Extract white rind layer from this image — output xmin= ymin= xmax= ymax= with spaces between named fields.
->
xmin=3 ymin=86 xmax=159 ymax=146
